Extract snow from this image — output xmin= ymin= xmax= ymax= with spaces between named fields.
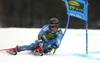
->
xmin=0 ymin=28 xmax=100 ymax=63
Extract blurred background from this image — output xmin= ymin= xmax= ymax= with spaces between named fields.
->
xmin=0 ymin=0 xmax=99 ymax=29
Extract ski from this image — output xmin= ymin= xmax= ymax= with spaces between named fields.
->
xmin=0 ymin=45 xmax=44 ymax=56
xmin=0 ymin=45 xmax=21 ymax=55
xmin=0 ymin=45 xmax=39 ymax=51
xmin=0 ymin=47 xmax=22 ymax=51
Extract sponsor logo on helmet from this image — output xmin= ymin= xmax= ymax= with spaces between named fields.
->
xmin=68 ymin=1 xmax=80 ymax=6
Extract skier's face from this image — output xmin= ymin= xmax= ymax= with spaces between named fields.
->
xmin=50 ymin=25 xmax=58 ymax=32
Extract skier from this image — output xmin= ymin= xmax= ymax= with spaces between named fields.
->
xmin=6 ymin=18 xmax=63 ymax=56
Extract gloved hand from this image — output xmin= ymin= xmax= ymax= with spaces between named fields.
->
xmin=38 ymin=40 xmax=43 ymax=43
xmin=46 ymin=45 xmax=53 ymax=52
xmin=38 ymin=40 xmax=44 ymax=48
xmin=52 ymin=44 xmax=58 ymax=49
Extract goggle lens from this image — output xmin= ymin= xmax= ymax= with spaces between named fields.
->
xmin=50 ymin=25 xmax=58 ymax=28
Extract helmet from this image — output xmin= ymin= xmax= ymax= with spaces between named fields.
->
xmin=49 ymin=18 xmax=59 ymax=25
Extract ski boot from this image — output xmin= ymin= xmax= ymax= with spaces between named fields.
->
xmin=6 ymin=45 xmax=18 ymax=55
xmin=32 ymin=47 xmax=43 ymax=56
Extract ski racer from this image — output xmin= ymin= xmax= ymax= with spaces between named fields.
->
xmin=6 ymin=18 xmax=63 ymax=56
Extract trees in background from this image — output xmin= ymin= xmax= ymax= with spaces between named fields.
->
xmin=0 ymin=0 xmax=100 ymax=29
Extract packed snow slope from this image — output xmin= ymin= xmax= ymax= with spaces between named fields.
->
xmin=0 ymin=28 xmax=100 ymax=63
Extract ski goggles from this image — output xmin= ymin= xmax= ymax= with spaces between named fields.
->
xmin=50 ymin=25 xmax=58 ymax=28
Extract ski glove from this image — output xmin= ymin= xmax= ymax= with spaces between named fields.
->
xmin=52 ymin=44 xmax=58 ymax=49
xmin=38 ymin=40 xmax=44 ymax=48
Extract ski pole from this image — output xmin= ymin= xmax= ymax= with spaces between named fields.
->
xmin=53 ymin=49 xmax=56 ymax=54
